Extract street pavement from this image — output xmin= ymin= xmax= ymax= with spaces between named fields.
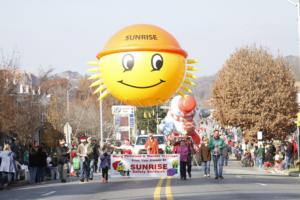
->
xmin=0 ymin=160 xmax=299 ymax=200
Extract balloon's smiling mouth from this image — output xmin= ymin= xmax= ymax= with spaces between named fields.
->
xmin=117 ymin=79 xmax=166 ymax=89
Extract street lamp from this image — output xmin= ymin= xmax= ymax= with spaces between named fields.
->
xmin=296 ymin=113 xmax=300 ymax=172
xmin=288 ymin=0 xmax=300 ymax=73
xmin=65 ymin=86 xmax=78 ymax=147
xmin=289 ymin=0 xmax=300 ymax=173
xmin=99 ymin=99 xmax=103 ymax=149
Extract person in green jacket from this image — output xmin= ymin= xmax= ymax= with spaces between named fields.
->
xmin=208 ymin=130 xmax=225 ymax=180
xmin=255 ymin=144 xmax=265 ymax=168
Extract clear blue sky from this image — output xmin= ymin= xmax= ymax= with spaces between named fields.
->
xmin=0 ymin=0 xmax=298 ymax=76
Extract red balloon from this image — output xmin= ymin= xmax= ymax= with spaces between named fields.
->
xmin=179 ymin=96 xmax=197 ymax=113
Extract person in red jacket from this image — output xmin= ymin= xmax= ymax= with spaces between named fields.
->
xmin=113 ymin=139 xmax=134 ymax=154
xmin=292 ymin=139 xmax=297 ymax=163
xmin=145 ymin=134 xmax=159 ymax=154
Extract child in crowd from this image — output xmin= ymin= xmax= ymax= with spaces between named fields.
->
xmin=100 ymin=148 xmax=111 ymax=183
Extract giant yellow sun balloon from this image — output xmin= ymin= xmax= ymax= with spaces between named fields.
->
xmin=88 ymin=24 xmax=197 ymax=106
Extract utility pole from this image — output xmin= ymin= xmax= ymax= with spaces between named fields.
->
xmin=156 ymin=106 xmax=159 ymax=134
xmin=67 ymin=89 xmax=69 ymax=120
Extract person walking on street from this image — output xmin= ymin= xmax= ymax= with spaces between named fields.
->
xmin=87 ymin=137 xmax=97 ymax=180
xmin=0 ymin=144 xmax=16 ymax=185
xmin=186 ymin=137 xmax=195 ymax=178
xmin=93 ymin=141 xmax=100 ymax=173
xmin=200 ymin=138 xmax=211 ymax=177
xmin=112 ymin=139 xmax=134 ymax=154
xmin=56 ymin=138 xmax=69 ymax=183
xmin=100 ymin=148 xmax=111 ymax=183
xmin=255 ymin=144 xmax=265 ymax=168
xmin=222 ymin=143 xmax=230 ymax=166
xmin=36 ymin=146 xmax=47 ymax=183
xmin=176 ymin=140 xmax=189 ymax=180
xmin=284 ymin=140 xmax=294 ymax=169
xmin=77 ymin=136 xmax=89 ymax=182
xmin=120 ymin=139 xmax=134 ymax=154
xmin=209 ymin=130 xmax=225 ymax=180
xmin=145 ymin=134 xmax=159 ymax=155
xmin=252 ymin=145 xmax=258 ymax=167
xmin=48 ymin=152 xmax=59 ymax=180
xmin=28 ymin=145 xmax=38 ymax=184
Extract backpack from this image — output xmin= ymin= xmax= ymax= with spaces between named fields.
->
xmin=73 ymin=156 xmax=80 ymax=170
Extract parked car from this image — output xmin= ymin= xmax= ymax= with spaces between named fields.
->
xmin=133 ymin=135 xmax=166 ymax=154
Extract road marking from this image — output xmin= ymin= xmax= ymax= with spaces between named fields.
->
xmin=41 ymin=191 xmax=56 ymax=196
xmin=236 ymin=175 xmax=242 ymax=178
xmin=154 ymin=177 xmax=165 ymax=200
xmin=165 ymin=177 xmax=173 ymax=200
xmin=256 ymin=183 xmax=267 ymax=186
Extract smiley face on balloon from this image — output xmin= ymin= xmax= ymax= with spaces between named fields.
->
xmin=88 ymin=24 xmax=197 ymax=106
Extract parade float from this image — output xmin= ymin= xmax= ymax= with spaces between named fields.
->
xmin=159 ymin=95 xmax=200 ymax=145
xmin=88 ymin=24 xmax=197 ymax=106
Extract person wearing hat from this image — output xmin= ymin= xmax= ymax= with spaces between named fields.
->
xmin=56 ymin=138 xmax=70 ymax=183
xmin=77 ymin=136 xmax=89 ymax=182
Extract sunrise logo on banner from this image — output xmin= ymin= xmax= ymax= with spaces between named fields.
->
xmin=110 ymin=154 xmax=179 ymax=177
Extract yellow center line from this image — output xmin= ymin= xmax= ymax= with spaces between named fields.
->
xmin=154 ymin=177 xmax=165 ymax=200
xmin=165 ymin=177 xmax=174 ymax=200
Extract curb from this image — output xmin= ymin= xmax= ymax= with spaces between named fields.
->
xmin=288 ymin=172 xmax=300 ymax=177
xmin=0 ymin=180 xmax=30 ymax=190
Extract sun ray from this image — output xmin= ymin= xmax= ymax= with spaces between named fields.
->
xmin=186 ymin=73 xmax=197 ymax=79
xmin=181 ymin=85 xmax=192 ymax=93
xmin=88 ymin=74 xmax=101 ymax=81
xmin=98 ymin=90 xmax=110 ymax=100
xmin=93 ymin=85 xmax=106 ymax=94
xmin=184 ymin=79 xmax=196 ymax=86
xmin=89 ymin=80 xmax=102 ymax=88
xmin=186 ymin=59 xmax=198 ymax=64
xmin=187 ymin=66 xmax=198 ymax=71
xmin=87 ymin=68 xmax=100 ymax=73
xmin=178 ymin=90 xmax=185 ymax=96
xmin=88 ymin=61 xmax=101 ymax=66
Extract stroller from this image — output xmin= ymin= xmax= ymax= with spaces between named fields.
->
xmin=241 ymin=151 xmax=254 ymax=167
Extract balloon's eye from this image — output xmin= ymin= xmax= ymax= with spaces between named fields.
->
xmin=122 ymin=54 xmax=134 ymax=72
xmin=151 ymin=54 xmax=163 ymax=71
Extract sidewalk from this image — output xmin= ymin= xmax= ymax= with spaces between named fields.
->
xmin=0 ymin=173 xmax=85 ymax=190
xmin=255 ymin=164 xmax=300 ymax=178
xmin=227 ymin=157 xmax=300 ymax=178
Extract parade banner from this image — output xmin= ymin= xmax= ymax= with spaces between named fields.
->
xmin=110 ymin=154 xmax=179 ymax=178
